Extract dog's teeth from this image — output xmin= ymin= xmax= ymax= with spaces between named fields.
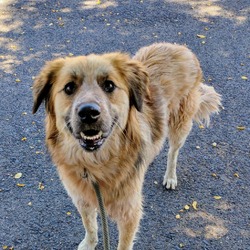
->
xmin=80 ymin=132 xmax=85 ymax=139
xmin=80 ymin=131 xmax=103 ymax=140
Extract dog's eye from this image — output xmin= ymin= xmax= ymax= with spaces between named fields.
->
xmin=103 ymin=80 xmax=116 ymax=93
xmin=64 ymin=82 xmax=77 ymax=95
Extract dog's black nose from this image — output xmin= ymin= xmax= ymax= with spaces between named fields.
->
xmin=77 ymin=103 xmax=101 ymax=124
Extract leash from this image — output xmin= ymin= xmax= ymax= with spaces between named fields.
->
xmin=92 ymin=181 xmax=110 ymax=250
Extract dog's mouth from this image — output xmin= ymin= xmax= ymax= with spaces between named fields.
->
xmin=66 ymin=116 xmax=118 ymax=152
xmin=79 ymin=129 xmax=105 ymax=152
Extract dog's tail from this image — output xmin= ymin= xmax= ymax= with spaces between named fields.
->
xmin=194 ymin=84 xmax=222 ymax=126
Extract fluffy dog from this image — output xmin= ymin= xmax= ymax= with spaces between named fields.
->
xmin=33 ymin=43 xmax=221 ymax=249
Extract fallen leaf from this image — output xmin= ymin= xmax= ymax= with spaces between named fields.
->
xmin=234 ymin=173 xmax=239 ymax=178
xmin=199 ymin=125 xmax=205 ymax=129
xmin=17 ymin=183 xmax=25 ymax=187
xmin=197 ymin=34 xmax=206 ymax=39
xmin=35 ymin=151 xmax=44 ymax=154
xmin=38 ymin=182 xmax=45 ymax=190
xmin=241 ymin=76 xmax=248 ymax=80
xmin=214 ymin=196 xmax=222 ymax=200
xmin=14 ymin=173 xmax=22 ymax=179
xmin=184 ymin=205 xmax=190 ymax=210
xmin=179 ymin=243 xmax=185 ymax=248
xmin=176 ymin=214 xmax=181 ymax=219
xmin=211 ymin=173 xmax=217 ymax=177
xmin=192 ymin=201 xmax=198 ymax=210
xmin=66 ymin=212 xmax=71 ymax=216
xmin=21 ymin=137 xmax=27 ymax=141
xmin=237 ymin=126 xmax=245 ymax=130
xmin=212 ymin=142 xmax=217 ymax=147
xmin=15 ymin=78 xmax=21 ymax=82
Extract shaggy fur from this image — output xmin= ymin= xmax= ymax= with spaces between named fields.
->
xmin=33 ymin=43 xmax=221 ymax=250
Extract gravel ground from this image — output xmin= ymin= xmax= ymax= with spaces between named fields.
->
xmin=0 ymin=1 xmax=249 ymax=249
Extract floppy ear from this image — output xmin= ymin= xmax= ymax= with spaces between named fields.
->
xmin=32 ymin=59 xmax=64 ymax=114
xmin=125 ymin=60 xmax=150 ymax=111
xmin=107 ymin=53 xmax=150 ymax=112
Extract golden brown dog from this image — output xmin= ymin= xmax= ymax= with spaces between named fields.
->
xmin=33 ymin=43 xmax=221 ymax=250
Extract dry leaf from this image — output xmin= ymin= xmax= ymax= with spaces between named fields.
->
xmin=237 ymin=126 xmax=245 ymax=130
xmin=184 ymin=205 xmax=190 ymax=210
xmin=214 ymin=196 xmax=222 ymax=200
xmin=14 ymin=173 xmax=22 ymax=179
xmin=179 ymin=243 xmax=185 ymax=248
xmin=197 ymin=34 xmax=206 ymax=39
xmin=241 ymin=76 xmax=248 ymax=80
xmin=192 ymin=201 xmax=198 ymax=210
xmin=234 ymin=173 xmax=239 ymax=178
xmin=15 ymin=78 xmax=21 ymax=82
xmin=176 ymin=214 xmax=181 ymax=219
xmin=38 ymin=182 xmax=45 ymax=190
xmin=211 ymin=173 xmax=217 ymax=177
xmin=17 ymin=183 xmax=25 ymax=187
xmin=67 ymin=212 xmax=71 ymax=216
xmin=212 ymin=142 xmax=217 ymax=147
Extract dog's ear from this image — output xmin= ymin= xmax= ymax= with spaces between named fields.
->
xmin=125 ymin=60 xmax=150 ymax=111
xmin=32 ymin=59 xmax=65 ymax=114
xmin=107 ymin=53 xmax=150 ymax=112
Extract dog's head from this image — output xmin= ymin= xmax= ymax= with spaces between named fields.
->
xmin=33 ymin=53 xmax=149 ymax=152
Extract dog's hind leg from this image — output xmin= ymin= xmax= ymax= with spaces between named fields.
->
xmin=163 ymin=117 xmax=193 ymax=189
xmin=77 ymin=202 xmax=98 ymax=250
xmin=163 ymin=92 xmax=198 ymax=190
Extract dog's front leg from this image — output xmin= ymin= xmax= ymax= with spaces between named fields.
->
xmin=116 ymin=203 xmax=142 ymax=250
xmin=77 ymin=202 xmax=98 ymax=250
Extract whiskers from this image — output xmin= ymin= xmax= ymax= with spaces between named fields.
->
xmin=64 ymin=116 xmax=73 ymax=134
xmin=113 ymin=119 xmax=132 ymax=143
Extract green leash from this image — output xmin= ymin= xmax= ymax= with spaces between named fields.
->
xmin=92 ymin=181 xmax=110 ymax=250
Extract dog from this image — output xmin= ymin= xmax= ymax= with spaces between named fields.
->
xmin=32 ymin=43 xmax=221 ymax=250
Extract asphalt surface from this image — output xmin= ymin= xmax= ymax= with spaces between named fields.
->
xmin=0 ymin=1 xmax=249 ymax=249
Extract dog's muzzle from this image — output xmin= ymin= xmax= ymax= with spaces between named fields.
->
xmin=67 ymin=102 xmax=116 ymax=152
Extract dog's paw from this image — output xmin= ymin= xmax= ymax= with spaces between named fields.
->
xmin=163 ymin=175 xmax=177 ymax=190
xmin=78 ymin=238 xmax=97 ymax=250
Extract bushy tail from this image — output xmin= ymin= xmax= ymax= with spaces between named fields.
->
xmin=194 ymin=84 xmax=222 ymax=126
